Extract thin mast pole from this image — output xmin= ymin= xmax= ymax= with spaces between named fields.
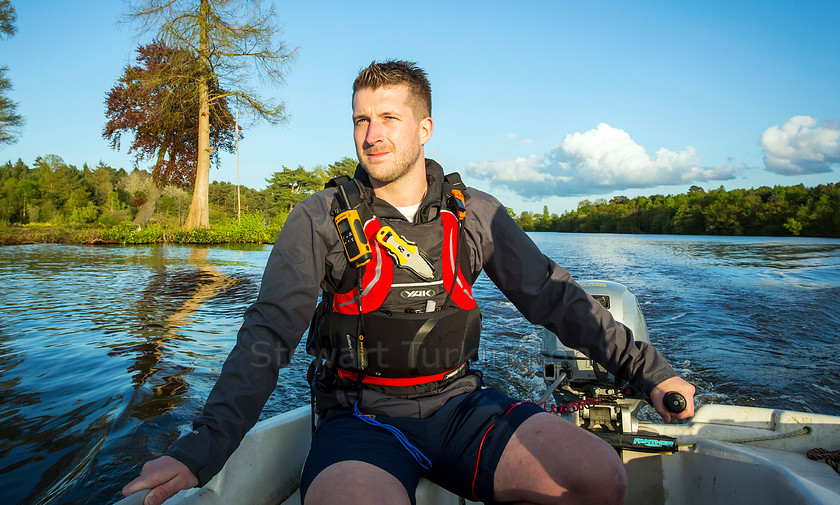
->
xmin=236 ymin=110 xmax=241 ymax=222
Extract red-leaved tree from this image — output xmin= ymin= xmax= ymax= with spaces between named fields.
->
xmin=103 ymin=41 xmax=238 ymax=225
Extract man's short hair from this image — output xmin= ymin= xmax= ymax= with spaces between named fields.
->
xmin=353 ymin=60 xmax=432 ymax=119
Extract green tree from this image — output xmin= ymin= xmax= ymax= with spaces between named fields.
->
xmin=0 ymin=177 xmax=16 ymax=222
xmin=157 ymin=184 xmax=191 ymax=225
xmin=0 ymin=159 xmax=28 ymax=222
xmin=803 ymin=184 xmax=840 ymax=237
xmin=66 ymin=187 xmax=99 ymax=223
xmin=515 ymin=181 xmax=840 ymax=238
xmin=263 ymin=165 xmax=319 ymax=217
xmin=209 ymin=180 xmax=241 ymax=220
xmin=35 ymin=155 xmax=74 ymax=211
xmin=0 ymin=68 xmax=21 ymax=145
xmin=124 ymin=0 xmax=297 ymax=230
xmin=783 ymin=217 xmax=803 ymax=236
xmin=0 ymin=0 xmax=14 ymax=36
xmin=517 ymin=211 xmax=535 ymax=231
xmin=672 ymin=203 xmax=705 ymax=235
xmin=314 ymin=156 xmax=357 ymax=186
xmin=533 ymin=205 xmax=553 ymax=232
xmin=17 ymin=178 xmax=38 ymax=222
xmin=0 ymin=0 xmax=23 ymax=146
xmin=84 ymin=162 xmax=118 ymax=206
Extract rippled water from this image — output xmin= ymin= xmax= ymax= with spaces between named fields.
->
xmin=523 ymin=234 xmax=840 ymax=417
xmin=1 ymin=234 xmax=839 ymax=505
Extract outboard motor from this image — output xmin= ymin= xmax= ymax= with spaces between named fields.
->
xmin=541 ymin=280 xmax=649 ymax=434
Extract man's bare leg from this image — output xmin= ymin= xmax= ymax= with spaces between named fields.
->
xmin=493 ymin=412 xmax=627 ymax=505
xmin=304 ymin=460 xmax=412 ymax=505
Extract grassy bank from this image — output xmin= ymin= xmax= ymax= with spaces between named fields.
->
xmin=0 ymin=214 xmax=284 ymax=246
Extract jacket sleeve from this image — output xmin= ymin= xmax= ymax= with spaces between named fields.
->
xmin=464 ymin=190 xmax=676 ymax=396
xmin=166 ymin=193 xmax=338 ymax=486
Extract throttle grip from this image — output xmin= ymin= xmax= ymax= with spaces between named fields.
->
xmin=663 ymin=392 xmax=687 ymax=414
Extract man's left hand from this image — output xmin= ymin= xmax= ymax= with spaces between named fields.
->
xmin=650 ymin=376 xmax=696 ymax=422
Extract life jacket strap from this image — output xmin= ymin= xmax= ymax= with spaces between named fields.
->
xmin=336 ymin=362 xmax=466 ymax=386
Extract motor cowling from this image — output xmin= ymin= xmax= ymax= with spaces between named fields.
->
xmin=541 ymin=280 xmax=650 ymax=432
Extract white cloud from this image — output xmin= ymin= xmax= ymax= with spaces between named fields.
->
xmin=465 ymin=123 xmax=738 ymax=198
xmin=760 ymin=116 xmax=840 ymax=175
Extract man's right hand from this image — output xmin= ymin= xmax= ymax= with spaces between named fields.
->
xmin=122 ymin=456 xmax=198 ymax=505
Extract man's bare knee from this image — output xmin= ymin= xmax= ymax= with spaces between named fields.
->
xmin=494 ymin=413 xmax=628 ymax=504
xmin=577 ymin=445 xmax=627 ymax=504
xmin=304 ymin=461 xmax=411 ymax=505
xmin=565 ymin=428 xmax=627 ymax=504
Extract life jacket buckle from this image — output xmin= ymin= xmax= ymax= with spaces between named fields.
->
xmin=449 ymin=189 xmax=467 ymax=221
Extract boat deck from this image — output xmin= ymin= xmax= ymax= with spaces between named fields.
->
xmin=115 ymin=405 xmax=840 ymax=505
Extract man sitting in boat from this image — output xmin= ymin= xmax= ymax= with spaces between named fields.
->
xmin=123 ymin=60 xmax=696 ymax=505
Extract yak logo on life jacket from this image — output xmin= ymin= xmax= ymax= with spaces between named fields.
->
xmin=399 ymin=287 xmax=437 ymax=300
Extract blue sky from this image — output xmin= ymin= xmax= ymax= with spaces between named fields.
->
xmin=3 ymin=0 xmax=839 ymax=213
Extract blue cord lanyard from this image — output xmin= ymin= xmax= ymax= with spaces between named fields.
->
xmin=352 ymin=401 xmax=432 ymax=470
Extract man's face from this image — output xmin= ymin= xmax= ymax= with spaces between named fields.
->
xmin=352 ymin=85 xmax=432 ymax=185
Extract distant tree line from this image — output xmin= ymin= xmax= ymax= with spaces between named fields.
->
xmin=0 ymin=155 xmax=356 ymax=228
xmin=6 ymin=154 xmax=837 ymax=240
xmin=513 ymin=183 xmax=840 ymax=238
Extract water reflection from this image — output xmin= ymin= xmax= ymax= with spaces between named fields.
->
xmin=0 ymin=245 xmax=259 ymax=505
xmin=111 ymin=248 xmax=237 ymax=397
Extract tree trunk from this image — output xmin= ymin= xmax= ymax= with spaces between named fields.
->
xmin=185 ymin=0 xmax=212 ymax=230
xmin=133 ymin=181 xmax=163 ymax=227
xmin=185 ymin=84 xmax=211 ymax=230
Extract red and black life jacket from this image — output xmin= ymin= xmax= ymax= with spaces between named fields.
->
xmin=307 ymin=173 xmax=481 ymax=388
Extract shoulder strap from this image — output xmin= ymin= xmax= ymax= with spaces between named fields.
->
xmin=443 ymin=172 xmax=467 ymax=195
xmin=330 ymin=178 xmax=374 ymax=293
xmin=325 ymin=175 xmax=351 ymax=189
xmin=329 ymin=177 xmax=374 ymax=223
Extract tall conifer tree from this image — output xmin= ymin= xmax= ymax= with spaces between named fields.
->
xmin=0 ymin=0 xmax=23 ymax=146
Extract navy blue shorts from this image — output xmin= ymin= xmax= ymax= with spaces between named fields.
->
xmin=299 ymin=387 xmax=544 ymax=504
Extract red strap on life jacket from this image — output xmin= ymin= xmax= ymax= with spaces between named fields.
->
xmin=441 ymin=210 xmax=476 ymax=310
xmin=335 ymin=363 xmax=465 ymax=386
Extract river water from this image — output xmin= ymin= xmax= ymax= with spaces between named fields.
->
xmin=1 ymin=234 xmax=839 ymax=505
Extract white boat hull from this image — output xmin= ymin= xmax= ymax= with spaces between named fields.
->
xmin=116 ymin=403 xmax=840 ymax=505
xmin=623 ymin=405 xmax=840 ymax=504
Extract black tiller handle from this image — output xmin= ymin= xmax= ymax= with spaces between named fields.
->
xmin=663 ymin=392 xmax=687 ymax=414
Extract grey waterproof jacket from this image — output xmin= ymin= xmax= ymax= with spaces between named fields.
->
xmin=167 ymin=159 xmax=677 ymax=486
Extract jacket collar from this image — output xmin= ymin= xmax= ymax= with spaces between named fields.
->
xmin=352 ymin=159 xmax=445 ymax=221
